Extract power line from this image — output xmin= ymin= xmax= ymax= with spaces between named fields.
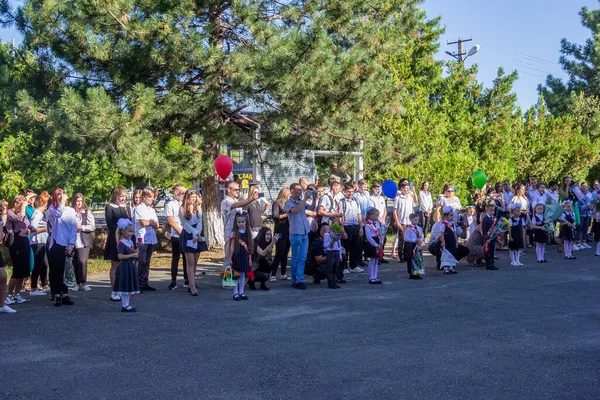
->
xmin=517 ymin=53 xmax=559 ymax=65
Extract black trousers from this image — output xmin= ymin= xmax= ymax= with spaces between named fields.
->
xmin=419 ymin=212 xmax=431 ymax=239
xmin=73 ymin=247 xmax=90 ymax=284
xmin=271 ymin=231 xmax=290 ymax=277
xmin=31 ymin=243 xmax=48 ymax=289
xmin=170 ymin=237 xmax=188 ymax=282
xmin=326 ymin=250 xmax=340 ymax=286
xmin=342 ymin=225 xmax=360 ymax=269
xmin=48 ymin=244 xmax=68 ymax=296
xmin=485 ymin=239 xmax=496 ymax=267
xmin=255 ymin=259 xmax=272 ymax=283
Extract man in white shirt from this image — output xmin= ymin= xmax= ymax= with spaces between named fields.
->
xmin=165 ymin=184 xmax=187 ymax=290
xmin=393 ymin=183 xmax=415 ymax=262
xmin=339 ymin=183 xmax=364 ymax=274
xmin=134 ymin=189 xmax=159 ymax=291
xmin=318 ymin=182 xmax=343 ymax=226
xmin=220 ymin=181 xmax=258 ymax=266
xmin=502 ymin=180 xmax=514 ymax=208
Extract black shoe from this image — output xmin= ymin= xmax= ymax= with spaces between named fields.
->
xmin=449 ymin=269 xmax=458 ymax=274
xmin=443 ymin=269 xmax=450 ymax=275
xmin=328 ymin=284 xmax=341 ymax=289
xmin=565 ymin=256 xmax=577 ymax=260
xmin=54 ymin=297 xmax=62 ymax=307
xmin=542 ymin=259 xmax=548 ymax=263
xmin=493 ymin=256 xmax=499 ymax=260
xmin=233 ymin=294 xmax=241 ymax=301
xmin=240 ymin=294 xmax=249 ymax=300
xmin=380 ymin=258 xmax=389 ymax=264
xmin=260 ymin=283 xmax=270 ymax=291
xmin=62 ymin=296 xmax=74 ymax=305
xmin=409 ymin=275 xmax=420 ymax=280
xmin=248 ymin=282 xmax=257 ymax=290
xmin=121 ymin=306 xmax=137 ymax=312
xmin=337 ymin=279 xmax=346 ymax=284
xmin=167 ymin=281 xmax=177 ymax=290
xmin=141 ymin=285 xmax=156 ymax=291
xmin=295 ymin=282 xmax=307 ymax=290
xmin=369 ymin=280 xmax=378 ymax=284
xmin=291 ymin=283 xmax=297 ymax=288
xmin=376 ymin=279 xmax=384 ymax=283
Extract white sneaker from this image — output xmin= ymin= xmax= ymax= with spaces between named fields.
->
xmin=5 ymin=295 xmax=15 ymax=305
xmin=110 ymin=294 xmax=121 ymax=301
xmin=82 ymin=285 xmax=92 ymax=292
xmin=72 ymin=286 xmax=80 ymax=292
xmin=0 ymin=305 xmax=16 ymax=313
xmin=350 ymin=267 xmax=364 ymax=273
xmin=510 ymin=262 xmax=516 ymax=266
xmin=517 ymin=262 xmax=524 ymax=266
xmin=343 ymin=269 xmax=351 ymax=275
xmin=583 ymin=243 xmax=592 ymax=249
xmin=29 ymin=290 xmax=47 ymax=296
xmin=13 ymin=294 xmax=27 ymax=304
xmin=66 ymin=281 xmax=75 ymax=288
xmin=269 ymin=276 xmax=277 ymax=283
xmin=573 ymin=244 xmax=581 ymax=251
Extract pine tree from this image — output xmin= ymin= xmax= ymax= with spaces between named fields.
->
xmin=1 ymin=0 xmax=428 ymax=245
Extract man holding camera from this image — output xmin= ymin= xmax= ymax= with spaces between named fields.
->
xmin=285 ymin=183 xmax=313 ymax=290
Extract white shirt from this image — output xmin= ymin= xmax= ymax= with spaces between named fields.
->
xmin=510 ymin=195 xmax=529 ymax=210
xmin=370 ymin=195 xmax=386 ymax=217
xmin=165 ymin=199 xmax=183 ymax=238
xmin=404 ymin=224 xmax=423 ymax=243
xmin=353 ymin=190 xmax=371 ymax=218
xmin=48 ymin=205 xmax=77 ymax=248
xmin=323 ymin=232 xmax=342 ymax=253
xmin=30 ymin=209 xmax=48 ymax=245
xmin=134 ymin=203 xmax=158 ymax=245
xmin=503 ymin=190 xmax=514 ymax=207
xmin=180 ymin=210 xmax=203 ymax=237
xmin=547 ymin=189 xmax=559 ymax=202
xmin=365 ymin=221 xmax=382 ymax=247
xmin=220 ymin=196 xmax=241 ymax=239
xmin=394 ymin=193 xmax=415 ymax=225
xmin=75 ymin=210 xmax=96 ymax=249
xmin=339 ymin=197 xmax=360 ymax=226
xmin=418 ymin=191 xmax=433 ymax=213
xmin=430 ymin=221 xmax=443 ymax=242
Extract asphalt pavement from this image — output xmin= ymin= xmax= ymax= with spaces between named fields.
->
xmin=2 ymin=245 xmax=600 ymax=400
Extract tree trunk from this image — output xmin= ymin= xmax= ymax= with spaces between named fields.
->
xmin=202 ymin=142 xmax=224 ymax=247
xmin=202 ymin=5 xmax=226 ymax=248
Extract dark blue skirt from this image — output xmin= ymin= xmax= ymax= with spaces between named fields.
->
xmin=181 ymin=226 xmax=203 ymax=253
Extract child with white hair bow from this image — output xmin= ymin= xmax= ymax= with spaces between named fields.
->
xmin=112 ymin=218 xmax=140 ymax=312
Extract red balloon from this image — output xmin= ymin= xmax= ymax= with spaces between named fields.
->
xmin=214 ymin=155 xmax=233 ymax=180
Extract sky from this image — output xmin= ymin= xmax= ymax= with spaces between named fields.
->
xmin=422 ymin=0 xmax=599 ymax=108
xmin=0 ymin=0 xmax=597 ymax=109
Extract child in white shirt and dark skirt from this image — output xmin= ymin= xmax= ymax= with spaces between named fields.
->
xmin=403 ymin=214 xmax=424 ymax=279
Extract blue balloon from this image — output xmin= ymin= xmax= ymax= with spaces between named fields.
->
xmin=381 ymin=180 xmax=398 ymax=198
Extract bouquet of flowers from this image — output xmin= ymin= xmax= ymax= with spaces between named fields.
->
xmin=484 ymin=217 xmax=509 ymax=254
xmin=329 ymin=223 xmax=345 ymax=241
xmin=219 ymin=267 xmax=240 ymax=281
xmin=543 ymin=198 xmax=565 ymax=232
xmin=411 ymin=247 xmax=425 ymax=275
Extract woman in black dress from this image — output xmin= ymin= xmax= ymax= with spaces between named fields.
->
xmin=252 ymin=227 xmax=277 ymax=291
xmin=104 ymin=185 xmax=130 ymax=301
xmin=270 ymin=187 xmax=291 ymax=281
xmin=5 ymin=194 xmax=34 ymax=304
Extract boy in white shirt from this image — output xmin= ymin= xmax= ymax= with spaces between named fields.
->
xmin=134 ymin=189 xmax=159 ymax=291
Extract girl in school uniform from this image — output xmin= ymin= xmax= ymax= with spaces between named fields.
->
xmin=226 ymin=213 xmax=253 ymax=301
xmin=112 ymin=218 xmax=140 ymax=312
xmin=531 ymin=203 xmax=548 ymax=263
xmin=403 ymin=213 xmax=423 ymax=280
xmin=439 ymin=206 xmax=458 ymax=275
xmin=559 ymin=200 xmax=577 ymax=260
xmin=364 ymin=207 xmax=383 ymax=284
xmin=508 ymin=204 xmax=525 ymax=266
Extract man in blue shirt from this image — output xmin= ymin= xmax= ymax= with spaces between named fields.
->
xmin=284 ymin=183 xmax=312 ymax=289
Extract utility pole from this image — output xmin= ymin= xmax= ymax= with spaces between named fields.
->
xmin=446 ymin=37 xmax=472 ymax=62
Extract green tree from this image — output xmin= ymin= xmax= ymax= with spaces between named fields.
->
xmin=1 ymin=0 xmax=429 ymax=245
xmin=538 ymin=4 xmax=600 ymax=115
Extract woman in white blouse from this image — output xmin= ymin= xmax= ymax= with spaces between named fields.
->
xmin=418 ymin=181 xmax=433 ymax=242
xmin=435 ymin=184 xmax=462 ymax=224
xmin=179 ymin=189 xmax=204 ymax=296
xmin=29 ymin=191 xmax=51 ymax=296
xmin=72 ymin=193 xmax=96 ymax=292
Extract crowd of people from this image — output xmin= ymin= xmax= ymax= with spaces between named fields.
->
xmin=1 ymin=172 xmax=599 ymax=313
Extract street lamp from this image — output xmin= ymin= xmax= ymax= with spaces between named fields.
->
xmin=465 ymin=44 xmax=480 ymax=61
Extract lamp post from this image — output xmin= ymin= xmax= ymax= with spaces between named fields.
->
xmin=446 ymin=37 xmax=480 ymax=62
